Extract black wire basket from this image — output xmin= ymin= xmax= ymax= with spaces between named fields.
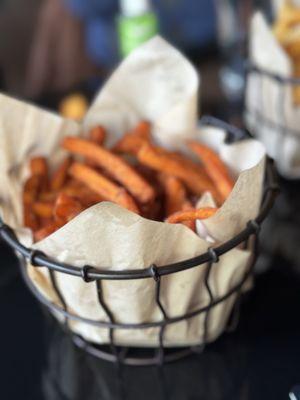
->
xmin=0 ymin=117 xmax=279 ymax=366
xmin=245 ymin=62 xmax=300 ymax=177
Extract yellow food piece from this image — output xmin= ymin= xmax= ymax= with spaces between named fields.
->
xmin=59 ymin=93 xmax=88 ymax=121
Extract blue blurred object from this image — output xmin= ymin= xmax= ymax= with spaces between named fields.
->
xmin=290 ymin=386 xmax=300 ymax=400
xmin=65 ymin=0 xmax=217 ymax=67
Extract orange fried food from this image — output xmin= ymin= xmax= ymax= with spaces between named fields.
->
xmin=24 ymin=206 xmax=39 ymax=231
xmin=89 ymin=126 xmax=106 ymax=145
xmin=38 ymin=191 xmax=57 ymax=202
xmin=23 ymin=175 xmax=41 ymax=230
xmin=159 ymin=174 xmax=187 ymax=215
xmin=159 ymin=175 xmax=195 ymax=230
xmin=69 ymin=162 xmax=140 ymax=213
xmin=30 ymin=156 xmax=49 ymax=191
xmin=187 ymin=141 xmax=234 ymax=202
xmin=181 ymin=201 xmax=196 ymax=232
xmin=61 ymin=180 xmax=103 ymax=207
xmin=32 ymin=201 xmax=54 ymax=218
xmin=114 ymin=133 xmax=148 ymax=155
xmin=166 ymin=207 xmax=218 ymax=224
xmin=50 ymin=156 xmax=73 ymax=191
xmin=114 ymin=121 xmax=152 ymax=155
xmin=22 ymin=122 xmax=233 ymax=242
xmin=85 ymin=126 xmax=107 ymax=167
xmin=23 ymin=175 xmax=41 ymax=205
xmin=78 ymin=191 xmax=103 ymax=207
xmin=133 ymin=121 xmax=151 ymax=139
xmin=30 ymin=156 xmax=48 ymax=177
xmin=137 ymin=144 xmax=218 ymax=199
xmin=62 ymin=137 xmax=155 ymax=204
xmin=169 ymin=152 xmax=209 ymax=177
xmin=54 ymin=193 xmax=85 ymax=223
xmin=34 ymin=222 xmax=60 ymax=242
xmin=39 ymin=217 xmax=53 ymax=228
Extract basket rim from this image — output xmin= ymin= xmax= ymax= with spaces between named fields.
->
xmin=245 ymin=61 xmax=300 ymax=140
xmin=0 ymin=118 xmax=279 ymax=281
xmin=246 ymin=61 xmax=300 ymax=85
xmin=18 ymin=252 xmax=254 ymax=329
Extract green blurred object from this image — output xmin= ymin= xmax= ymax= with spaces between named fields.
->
xmin=117 ymin=0 xmax=159 ymax=58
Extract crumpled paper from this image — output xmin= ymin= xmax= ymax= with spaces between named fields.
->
xmin=0 ymin=37 xmax=266 ymax=346
xmin=246 ymin=6 xmax=300 ymax=178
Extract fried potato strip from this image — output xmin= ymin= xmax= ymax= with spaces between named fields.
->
xmin=62 ymin=137 xmax=155 ymax=204
xmin=166 ymin=207 xmax=218 ymax=224
xmin=187 ymin=141 xmax=234 ymax=202
xmin=69 ymin=162 xmax=140 ymax=214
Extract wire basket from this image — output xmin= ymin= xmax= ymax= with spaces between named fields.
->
xmin=245 ymin=62 xmax=300 ymax=177
xmin=0 ymin=117 xmax=279 ymax=366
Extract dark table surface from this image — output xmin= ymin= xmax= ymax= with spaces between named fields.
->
xmin=1 ymin=235 xmax=300 ymax=400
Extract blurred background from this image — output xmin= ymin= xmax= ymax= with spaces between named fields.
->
xmin=2 ymin=1 xmax=300 ymax=400
xmin=0 ymin=0 xmax=268 ymax=116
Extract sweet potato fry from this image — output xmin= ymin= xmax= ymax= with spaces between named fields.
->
xmin=30 ymin=157 xmax=48 ymax=176
xmin=39 ymin=217 xmax=53 ymax=228
xmin=69 ymin=162 xmax=140 ymax=213
xmin=169 ymin=152 xmax=209 ymax=177
xmin=137 ymin=144 xmax=219 ymax=199
xmin=50 ymin=156 xmax=72 ymax=191
xmin=61 ymin=182 xmax=85 ymax=197
xmin=89 ymin=126 xmax=106 ymax=145
xmin=166 ymin=207 xmax=218 ymax=224
xmin=159 ymin=174 xmax=187 ymax=215
xmin=68 ymin=163 xmax=121 ymax=200
xmin=133 ymin=121 xmax=151 ymax=139
xmin=59 ymin=180 xmax=103 ymax=207
xmin=273 ymin=2 xmax=300 ymax=104
xmin=30 ymin=156 xmax=49 ymax=191
xmin=61 ymin=180 xmax=100 ymax=203
xmin=32 ymin=201 xmax=54 ymax=218
xmin=62 ymin=178 xmax=84 ymax=191
xmin=38 ymin=191 xmax=57 ymax=202
xmin=181 ymin=201 xmax=196 ymax=231
xmin=114 ymin=189 xmax=141 ymax=214
xmin=113 ymin=121 xmax=152 ymax=155
xmin=23 ymin=175 xmax=41 ymax=229
xmin=159 ymin=173 xmax=196 ymax=230
xmin=54 ymin=193 xmax=84 ymax=223
xmin=85 ymin=126 xmax=107 ymax=167
xmin=62 ymin=137 xmax=155 ymax=203
xmin=23 ymin=175 xmax=41 ymax=205
xmin=34 ymin=222 xmax=59 ymax=242
xmin=24 ymin=205 xmax=39 ymax=230
xmin=23 ymin=177 xmax=39 ymax=228
xmin=158 ymin=176 xmax=195 ymax=229
xmin=113 ymin=134 xmax=148 ymax=155
xmin=187 ymin=141 xmax=234 ymax=202
xmin=78 ymin=192 xmax=103 ymax=207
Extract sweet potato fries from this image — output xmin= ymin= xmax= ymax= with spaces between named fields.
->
xmin=22 ymin=122 xmax=234 ymax=241
xmin=273 ymin=1 xmax=300 ymax=105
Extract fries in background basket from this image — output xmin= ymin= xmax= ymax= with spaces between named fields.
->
xmin=273 ymin=0 xmax=300 ymax=104
xmin=22 ymin=122 xmax=236 ymax=242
